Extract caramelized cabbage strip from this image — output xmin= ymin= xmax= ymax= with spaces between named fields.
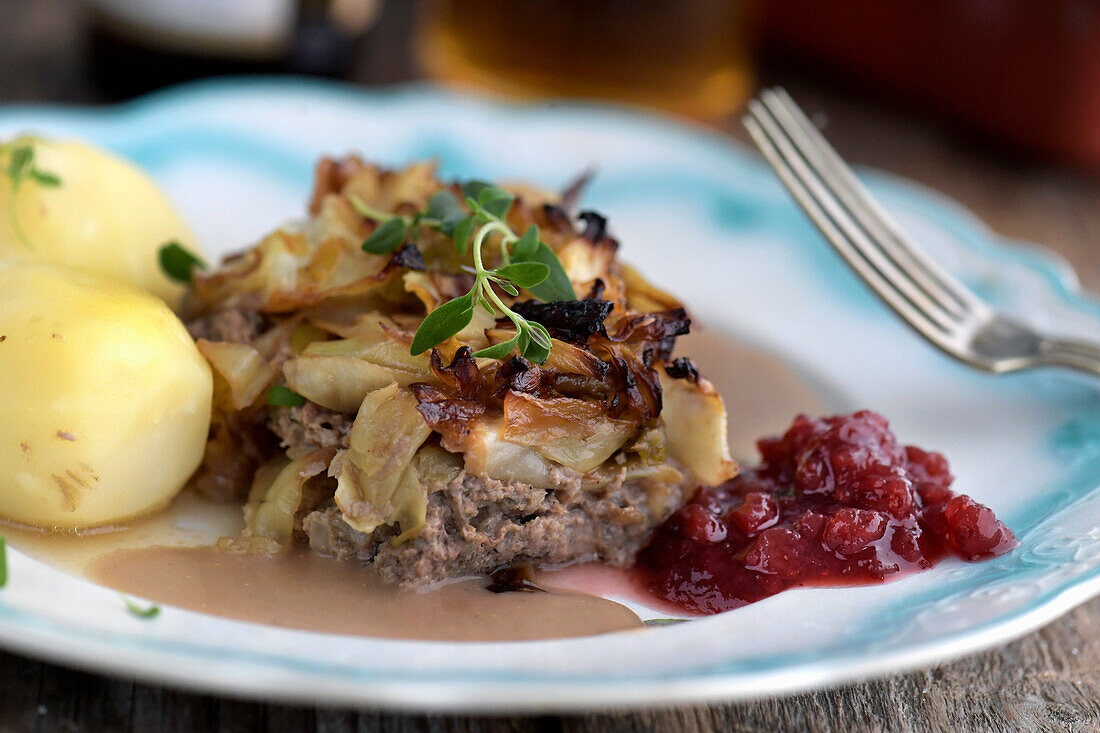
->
xmin=197 ymin=339 xmax=279 ymax=411
xmin=335 ymin=384 xmax=432 ymax=534
xmin=657 ymin=367 xmax=737 ymax=486
xmin=228 ymin=448 xmax=334 ymax=553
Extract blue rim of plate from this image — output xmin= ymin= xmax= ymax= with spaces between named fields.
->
xmin=0 ymin=77 xmax=1098 ymax=711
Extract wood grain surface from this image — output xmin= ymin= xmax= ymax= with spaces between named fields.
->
xmin=2 ymin=0 xmax=1100 ymax=730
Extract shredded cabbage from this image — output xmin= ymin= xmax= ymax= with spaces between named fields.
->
xmin=224 ymin=448 xmax=333 ymax=553
xmin=335 ymin=384 xmax=432 ymax=534
xmin=658 ymin=367 xmax=737 ymax=486
xmin=197 ymin=339 xmax=278 ymax=410
xmin=502 ymin=391 xmax=636 ymax=473
xmin=283 ymin=354 xmax=413 ymax=413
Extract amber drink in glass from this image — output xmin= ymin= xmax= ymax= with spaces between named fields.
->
xmin=416 ymin=0 xmax=758 ymax=121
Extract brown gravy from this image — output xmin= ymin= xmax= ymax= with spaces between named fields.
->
xmin=4 ymin=329 xmax=829 ymax=641
xmin=680 ymin=329 xmax=828 ymax=460
xmin=90 ymin=547 xmax=644 ymax=641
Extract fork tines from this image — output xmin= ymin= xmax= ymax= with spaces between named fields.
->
xmin=742 ymin=88 xmax=991 ymax=351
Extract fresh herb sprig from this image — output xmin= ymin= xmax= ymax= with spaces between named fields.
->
xmin=2 ymin=140 xmax=62 ymax=247
xmin=350 ymin=189 xmax=468 ymax=255
xmin=158 ymin=240 xmax=206 ymax=283
xmin=351 ymin=181 xmax=576 ymax=363
xmin=268 ymin=384 xmax=306 ymax=408
xmin=643 ymin=618 xmax=690 ymax=627
xmin=122 ymin=594 xmax=160 ymax=619
xmin=0 ymin=535 xmax=7 ymax=588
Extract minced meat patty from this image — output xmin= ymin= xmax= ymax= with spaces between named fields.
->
xmin=268 ymin=402 xmax=352 ymax=451
xmin=190 ymin=310 xmax=694 ymax=586
xmin=187 ymin=308 xmax=264 ymax=344
xmin=302 ymin=467 xmax=682 ymax=587
xmin=179 ymin=162 xmax=736 ymax=587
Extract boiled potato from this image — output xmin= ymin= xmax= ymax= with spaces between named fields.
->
xmin=0 ymin=137 xmax=198 ymax=305
xmin=0 ymin=259 xmax=212 ymax=528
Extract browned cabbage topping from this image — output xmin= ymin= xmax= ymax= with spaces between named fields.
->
xmin=181 ymin=159 xmax=737 ymax=547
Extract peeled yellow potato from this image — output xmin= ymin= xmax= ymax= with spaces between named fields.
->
xmin=0 ymin=138 xmax=198 ymax=305
xmin=0 ymin=259 xmax=212 ymax=528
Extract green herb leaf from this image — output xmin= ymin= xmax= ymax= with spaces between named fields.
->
xmin=362 ymin=217 xmax=407 ymax=254
xmin=29 ymin=170 xmax=61 ymax=187
xmin=472 ymin=333 xmax=521 ymax=360
xmin=452 ymin=215 xmax=476 ymax=255
xmin=494 ymin=262 xmax=550 ymax=289
xmin=426 ymin=191 xmax=467 ymax=233
xmin=0 ymin=536 xmax=7 ymax=589
xmin=122 ymin=595 xmax=160 ymax=619
xmin=462 ymin=180 xmax=492 ymax=203
xmin=464 ymin=196 xmax=485 ymax=220
xmin=527 ymin=321 xmax=552 ymax=350
xmin=268 ymin=385 xmax=306 ymax=407
xmin=525 ymin=242 xmax=576 ymax=302
xmin=497 ymin=280 xmax=519 ymax=297
xmin=478 ymin=186 xmax=514 ymax=219
xmin=463 ymin=181 xmax=515 ymax=220
xmin=521 ymin=323 xmax=552 ymax=364
xmin=7 ymin=146 xmax=32 ymax=179
xmin=643 ymin=618 xmax=690 ymax=627
xmin=158 ymin=241 xmax=206 ymax=283
xmin=512 ymin=226 xmax=539 ymax=261
xmin=3 ymin=142 xmax=62 ymax=248
xmin=411 ymin=293 xmax=475 ymax=355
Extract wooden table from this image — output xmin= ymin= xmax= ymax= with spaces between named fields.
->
xmin=3 ymin=1 xmax=1100 ymax=730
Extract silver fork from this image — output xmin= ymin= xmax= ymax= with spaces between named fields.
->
xmin=742 ymin=88 xmax=1100 ymax=379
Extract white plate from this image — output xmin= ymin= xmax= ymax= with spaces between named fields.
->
xmin=1 ymin=79 xmax=1099 ymax=712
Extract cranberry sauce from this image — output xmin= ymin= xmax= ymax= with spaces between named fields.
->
xmin=637 ymin=411 xmax=1017 ymax=614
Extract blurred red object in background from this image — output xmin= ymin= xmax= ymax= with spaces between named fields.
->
xmin=765 ymin=0 xmax=1100 ymax=169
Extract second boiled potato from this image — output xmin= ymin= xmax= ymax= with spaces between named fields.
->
xmin=0 ymin=259 xmax=212 ymax=528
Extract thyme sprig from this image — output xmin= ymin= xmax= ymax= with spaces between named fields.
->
xmin=268 ymin=384 xmax=306 ymax=407
xmin=122 ymin=594 xmax=160 ymax=619
xmin=158 ymin=240 xmax=206 ymax=283
xmin=2 ymin=140 xmax=62 ymax=247
xmin=350 ymin=180 xmax=577 ymax=363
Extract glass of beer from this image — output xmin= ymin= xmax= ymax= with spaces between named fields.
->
xmin=415 ymin=0 xmax=760 ymax=122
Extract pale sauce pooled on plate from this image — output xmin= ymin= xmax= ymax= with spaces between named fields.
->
xmin=91 ymin=546 xmax=645 ymax=641
xmin=680 ymin=329 xmax=828 ymax=460
xmin=3 ymin=329 xmax=828 ymax=641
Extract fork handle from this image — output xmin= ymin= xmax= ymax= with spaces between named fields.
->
xmin=1040 ymin=338 xmax=1100 ymax=378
